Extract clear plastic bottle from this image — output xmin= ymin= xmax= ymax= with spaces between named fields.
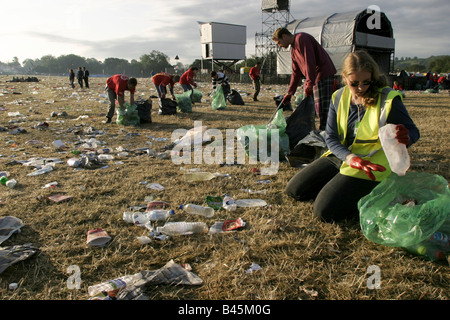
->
xmin=379 ymin=124 xmax=410 ymax=176
xmin=98 ymin=154 xmax=114 ymax=161
xmin=183 ymin=172 xmax=215 ymax=182
xmin=147 ymin=209 xmax=175 ymax=221
xmin=180 ymin=204 xmax=214 ymax=218
xmin=156 ymin=221 xmax=208 ymax=236
xmin=235 ymin=199 xmax=268 ymax=207
xmin=223 ymin=195 xmax=237 ymax=211
xmin=88 ymin=273 xmax=143 ymax=297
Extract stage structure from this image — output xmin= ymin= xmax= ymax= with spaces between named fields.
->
xmin=255 ymin=0 xmax=293 ymax=76
xmin=199 ymin=21 xmax=247 ymax=72
xmin=277 ymin=9 xmax=396 ymax=75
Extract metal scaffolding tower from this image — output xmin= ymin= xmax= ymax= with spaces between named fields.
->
xmin=255 ymin=0 xmax=293 ymax=76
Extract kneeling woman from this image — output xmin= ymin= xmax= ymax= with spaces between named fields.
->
xmin=285 ymin=51 xmax=420 ymax=222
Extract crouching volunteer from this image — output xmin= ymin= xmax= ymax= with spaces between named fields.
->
xmin=152 ymin=72 xmax=180 ymax=101
xmin=104 ymin=74 xmax=137 ymax=123
xmin=285 ymin=50 xmax=420 ymax=223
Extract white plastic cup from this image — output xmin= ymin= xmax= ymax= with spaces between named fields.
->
xmin=6 ymin=179 xmax=17 ymax=189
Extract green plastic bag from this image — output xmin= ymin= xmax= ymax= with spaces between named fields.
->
xmin=236 ymin=109 xmax=290 ymax=161
xmin=116 ymin=103 xmax=140 ymax=126
xmin=358 ymin=172 xmax=450 ymax=248
xmin=212 ymin=86 xmax=226 ymax=110
xmin=192 ymin=89 xmax=203 ymax=103
xmin=175 ymin=92 xmax=192 ymax=113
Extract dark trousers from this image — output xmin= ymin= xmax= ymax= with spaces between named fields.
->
xmin=77 ymin=77 xmax=83 ymax=88
xmin=106 ymin=87 xmax=117 ymax=119
xmin=252 ymin=78 xmax=261 ymax=100
xmin=84 ymin=77 xmax=89 ymax=88
xmin=285 ymin=155 xmax=379 ymax=222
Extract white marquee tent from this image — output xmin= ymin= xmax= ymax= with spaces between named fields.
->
xmin=277 ymin=9 xmax=395 ymax=75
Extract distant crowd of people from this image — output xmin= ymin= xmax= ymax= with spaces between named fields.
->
xmin=425 ymin=71 xmax=449 ymax=89
xmin=7 ymin=76 xmax=39 ymax=83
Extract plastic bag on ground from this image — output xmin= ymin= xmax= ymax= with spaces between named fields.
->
xmin=175 ymin=92 xmax=193 ymax=113
xmin=135 ymin=100 xmax=152 ymax=123
xmin=158 ymin=98 xmax=177 ymax=115
xmin=192 ymin=89 xmax=203 ymax=103
xmin=285 ymin=130 xmax=327 ymax=167
xmin=212 ymin=86 xmax=226 ymax=110
xmin=116 ymin=103 xmax=140 ymax=126
xmin=358 ymin=172 xmax=450 ymax=248
xmin=236 ymin=109 xmax=290 ymax=161
xmin=285 ymin=96 xmax=315 ymax=150
xmin=227 ymin=89 xmax=245 ymax=105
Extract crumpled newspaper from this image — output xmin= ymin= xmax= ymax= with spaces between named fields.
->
xmin=0 ymin=216 xmax=24 ymax=245
xmin=0 ymin=243 xmax=40 ymax=274
xmin=93 ymin=259 xmax=203 ymax=300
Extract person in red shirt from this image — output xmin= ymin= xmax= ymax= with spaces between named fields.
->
xmin=179 ymin=67 xmax=198 ymax=102
xmin=152 ymin=72 xmax=180 ymax=100
xmin=105 ymin=74 xmax=137 ymax=123
xmin=273 ymin=28 xmax=337 ymax=131
xmin=249 ymin=62 xmax=262 ymax=101
xmin=393 ymin=81 xmax=403 ymax=91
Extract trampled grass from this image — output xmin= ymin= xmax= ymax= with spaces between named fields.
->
xmin=0 ymin=75 xmax=448 ymax=301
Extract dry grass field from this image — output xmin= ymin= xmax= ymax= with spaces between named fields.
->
xmin=0 ymin=75 xmax=448 ymax=301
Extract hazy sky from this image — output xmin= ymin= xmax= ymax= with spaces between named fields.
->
xmin=1 ymin=0 xmax=448 ymax=65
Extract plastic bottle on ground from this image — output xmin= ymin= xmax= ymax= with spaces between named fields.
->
xmin=183 ymin=172 xmax=215 ymax=182
xmin=223 ymin=195 xmax=237 ymax=211
xmin=235 ymin=199 xmax=268 ymax=207
xmin=98 ymin=154 xmax=114 ymax=161
xmin=156 ymin=221 xmax=208 ymax=236
xmin=180 ymin=204 xmax=214 ymax=218
xmin=88 ymin=273 xmax=143 ymax=297
xmin=147 ymin=209 xmax=175 ymax=221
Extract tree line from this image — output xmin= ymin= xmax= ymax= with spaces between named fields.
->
xmin=4 ymin=51 xmax=447 ymax=78
xmin=394 ymin=55 xmax=450 ymax=74
xmin=0 ymin=51 xmax=190 ymax=77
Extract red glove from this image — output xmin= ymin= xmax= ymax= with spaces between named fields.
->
xmin=305 ymin=85 xmax=313 ymax=97
xmin=349 ymin=156 xmax=386 ymax=181
xmin=395 ymin=124 xmax=409 ymax=146
xmin=281 ymin=94 xmax=291 ymax=105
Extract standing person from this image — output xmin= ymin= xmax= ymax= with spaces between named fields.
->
xmin=425 ymin=71 xmax=433 ymax=89
xmin=211 ymin=70 xmax=230 ymax=97
xmin=69 ymin=69 xmax=75 ymax=89
xmin=179 ymin=67 xmax=198 ymax=102
xmin=104 ymin=74 xmax=137 ymax=124
xmin=83 ymin=67 xmax=90 ymax=88
xmin=249 ymin=62 xmax=262 ymax=101
xmin=76 ymin=67 xmax=84 ymax=88
xmin=285 ymin=50 xmax=420 ymax=223
xmin=272 ymin=28 xmax=337 ymax=130
xmin=152 ymin=72 xmax=179 ymax=100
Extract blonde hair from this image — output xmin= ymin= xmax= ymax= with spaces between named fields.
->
xmin=341 ymin=50 xmax=387 ymax=106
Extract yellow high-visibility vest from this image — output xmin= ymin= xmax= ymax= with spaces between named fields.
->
xmin=323 ymin=86 xmax=403 ymax=181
